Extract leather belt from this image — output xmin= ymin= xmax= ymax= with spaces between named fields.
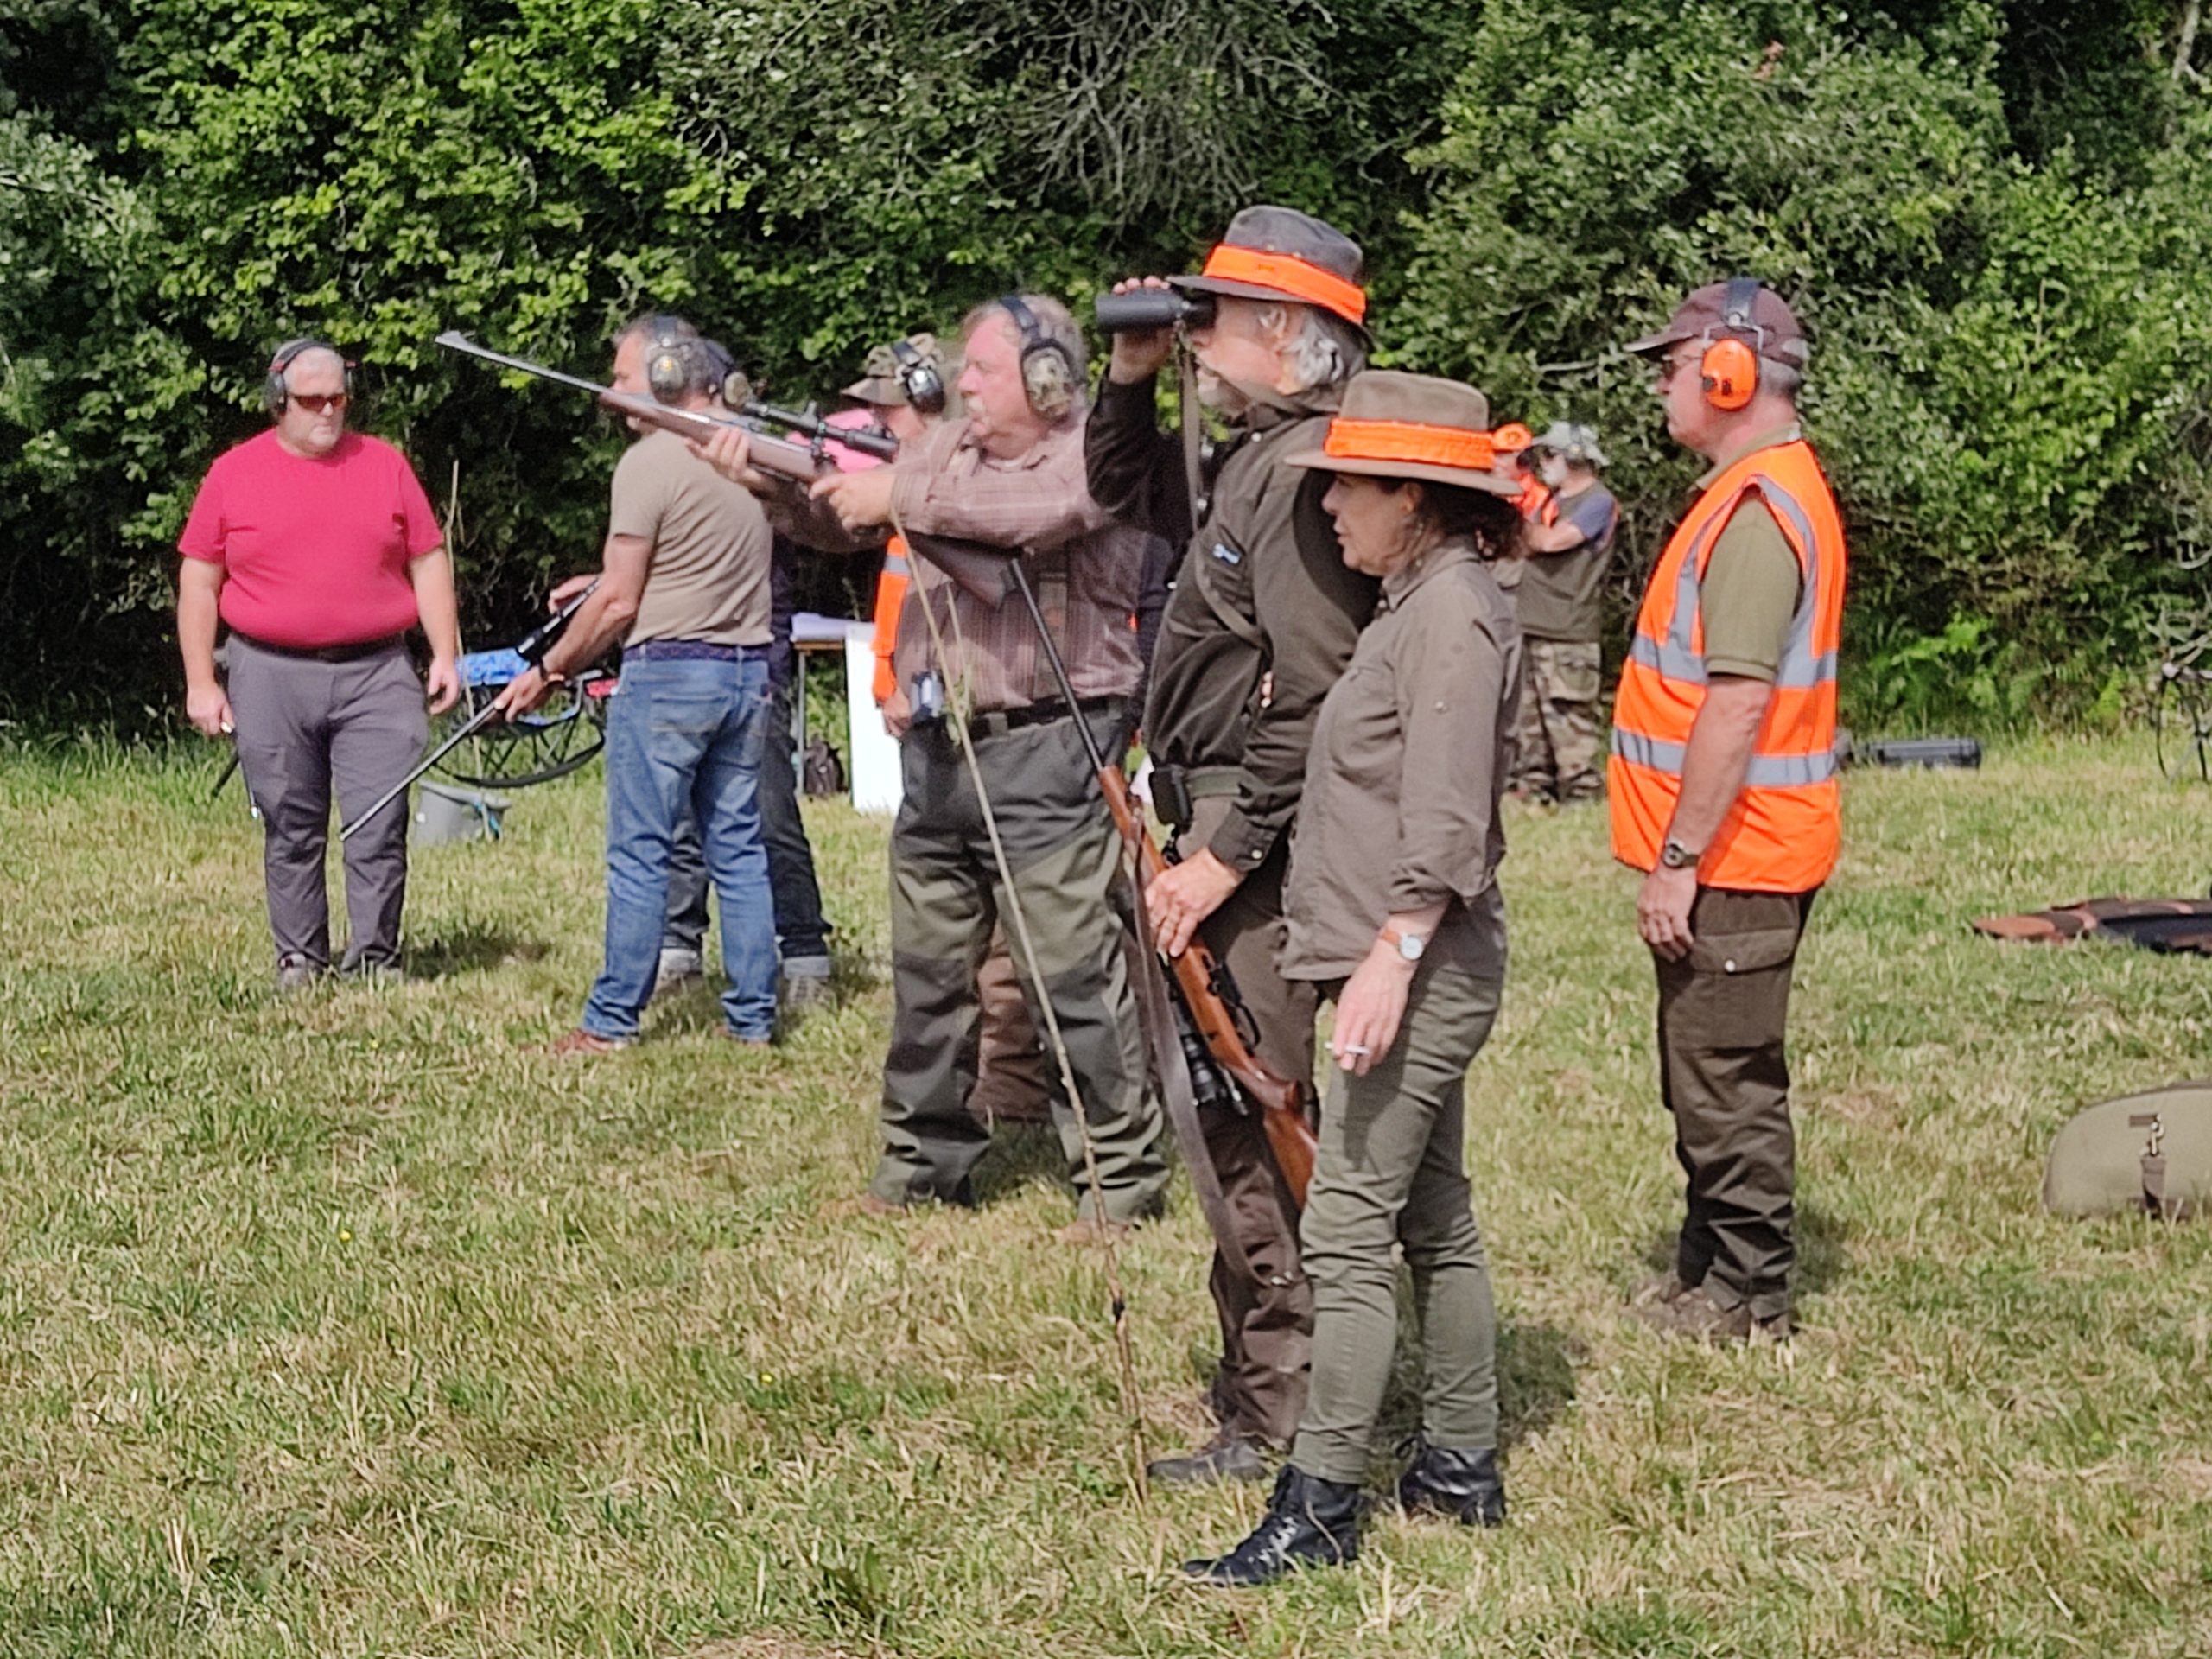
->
xmin=967 ymin=695 xmax=1123 ymax=739
xmin=232 ymin=632 xmax=404 ymax=664
xmin=626 ymin=639 xmax=772 ymax=663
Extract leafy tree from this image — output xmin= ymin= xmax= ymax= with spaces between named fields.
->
xmin=1402 ymin=0 xmax=2212 ymax=723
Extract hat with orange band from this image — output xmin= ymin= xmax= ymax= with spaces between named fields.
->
xmin=1170 ymin=205 xmax=1370 ymax=335
xmin=1283 ymin=371 xmax=1520 ymax=494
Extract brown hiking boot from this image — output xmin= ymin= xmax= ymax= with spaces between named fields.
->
xmin=1634 ymin=1284 xmax=1791 ymax=1344
xmin=1630 ymin=1269 xmax=1699 ymax=1310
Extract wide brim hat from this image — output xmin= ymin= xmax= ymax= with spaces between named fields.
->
xmin=1283 ymin=370 xmax=1520 ymax=494
xmin=1624 ymin=278 xmax=1808 ymax=365
xmin=842 ymin=332 xmax=947 ymax=406
xmin=1169 ymin=205 xmax=1371 ymax=339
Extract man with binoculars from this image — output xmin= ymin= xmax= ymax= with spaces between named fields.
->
xmin=1087 ymin=207 xmax=1380 ymax=1487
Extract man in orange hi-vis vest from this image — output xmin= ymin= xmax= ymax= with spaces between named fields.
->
xmin=1613 ymin=278 xmax=1844 ymax=1344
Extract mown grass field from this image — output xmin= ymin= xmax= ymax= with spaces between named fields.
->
xmin=2 ymin=733 xmax=2209 ymax=1658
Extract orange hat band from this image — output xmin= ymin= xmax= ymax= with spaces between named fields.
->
xmin=1323 ymin=417 xmax=1497 ymax=472
xmin=1199 ymin=245 xmax=1368 ymax=325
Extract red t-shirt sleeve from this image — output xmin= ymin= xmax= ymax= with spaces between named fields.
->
xmin=393 ymin=450 xmax=444 ymax=558
xmin=178 ymin=462 xmax=230 ymax=563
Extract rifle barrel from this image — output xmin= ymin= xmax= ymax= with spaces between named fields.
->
xmin=435 ymin=332 xmax=823 ymax=480
xmin=338 ymin=700 xmax=503 ymax=845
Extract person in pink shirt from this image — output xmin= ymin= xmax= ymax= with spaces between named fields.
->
xmin=177 ymin=340 xmax=461 ymax=989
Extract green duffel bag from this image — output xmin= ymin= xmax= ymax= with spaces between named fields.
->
xmin=2044 ymin=1083 xmax=2212 ymax=1219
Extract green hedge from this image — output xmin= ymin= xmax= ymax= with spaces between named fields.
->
xmin=2 ymin=0 xmax=2207 ymax=730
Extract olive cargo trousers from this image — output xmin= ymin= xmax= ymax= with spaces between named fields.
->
xmin=875 ymin=709 xmax=1168 ymax=1224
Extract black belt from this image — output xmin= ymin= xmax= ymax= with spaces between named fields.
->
xmin=233 ymin=631 xmax=404 ymax=664
xmin=967 ymin=695 xmax=1122 ymax=738
xmin=626 ymin=639 xmax=772 ymax=663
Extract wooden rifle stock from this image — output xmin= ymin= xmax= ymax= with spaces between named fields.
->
xmin=1096 ymin=766 xmax=1316 ymax=1206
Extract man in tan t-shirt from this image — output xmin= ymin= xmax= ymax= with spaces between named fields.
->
xmin=498 ymin=315 xmax=779 ymax=1052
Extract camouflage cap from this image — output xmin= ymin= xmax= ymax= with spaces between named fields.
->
xmin=842 ymin=332 xmax=948 ymax=407
xmin=1535 ymin=421 xmax=1609 ymax=468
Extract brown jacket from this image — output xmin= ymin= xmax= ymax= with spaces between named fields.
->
xmin=1086 ymin=374 xmax=1376 ymax=873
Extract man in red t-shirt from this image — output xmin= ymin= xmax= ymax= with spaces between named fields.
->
xmin=177 ymin=340 xmax=461 ymax=988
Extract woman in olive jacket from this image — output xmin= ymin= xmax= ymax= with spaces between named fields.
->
xmin=1186 ymin=371 xmax=1525 ymax=1588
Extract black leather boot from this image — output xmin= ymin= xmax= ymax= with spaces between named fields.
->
xmin=1396 ymin=1436 xmax=1506 ymax=1527
xmin=1183 ymin=1465 xmax=1362 ymax=1586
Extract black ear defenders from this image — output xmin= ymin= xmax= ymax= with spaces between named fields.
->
xmin=996 ymin=294 xmax=1077 ymax=423
xmin=264 ymin=339 xmax=350 ymax=414
xmin=892 ymin=338 xmax=946 ymax=416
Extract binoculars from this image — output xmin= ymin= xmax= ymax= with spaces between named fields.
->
xmin=1093 ymin=288 xmax=1217 ymax=334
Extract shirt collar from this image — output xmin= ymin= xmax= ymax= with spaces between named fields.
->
xmin=956 ymin=416 xmax=1071 ymax=472
xmin=1379 ymin=536 xmax=1478 ymax=610
xmin=1697 ymin=421 xmax=1802 ymax=489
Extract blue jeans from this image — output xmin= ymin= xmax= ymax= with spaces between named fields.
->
xmin=582 ymin=654 xmax=778 ymax=1042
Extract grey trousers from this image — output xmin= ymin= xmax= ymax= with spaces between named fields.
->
xmin=1293 ymin=960 xmax=1503 ymax=1484
xmin=226 ymin=636 xmax=429 ymax=970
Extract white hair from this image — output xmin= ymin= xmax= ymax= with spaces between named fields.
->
xmin=1254 ymin=302 xmax=1367 ymax=396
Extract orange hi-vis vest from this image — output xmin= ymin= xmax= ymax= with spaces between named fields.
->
xmin=868 ymin=536 xmax=912 ymax=705
xmin=1609 ymin=436 xmax=1846 ymax=893
xmin=1516 ymin=477 xmax=1557 ymax=527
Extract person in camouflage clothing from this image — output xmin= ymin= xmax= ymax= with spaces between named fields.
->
xmin=1507 ymin=422 xmax=1618 ymax=805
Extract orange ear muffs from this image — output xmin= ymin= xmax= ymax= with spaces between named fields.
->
xmin=1700 ymin=336 xmax=1758 ymax=411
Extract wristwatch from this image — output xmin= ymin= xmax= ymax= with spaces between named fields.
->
xmin=1659 ymin=836 xmax=1701 ymax=870
xmin=1379 ymin=925 xmax=1427 ymax=963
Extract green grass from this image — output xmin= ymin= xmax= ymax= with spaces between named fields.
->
xmin=3 ymin=734 xmax=2210 ymax=1657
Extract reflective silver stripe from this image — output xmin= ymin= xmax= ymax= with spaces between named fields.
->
xmin=1629 ymin=632 xmax=1707 ymax=684
xmin=1611 ymin=729 xmax=1685 ymax=772
xmin=1745 ymin=750 xmax=1839 ymax=787
xmin=1751 ymin=473 xmax=1836 ymax=690
xmin=1614 ymin=729 xmax=1837 ymax=787
xmin=881 ymin=553 xmax=912 ymax=577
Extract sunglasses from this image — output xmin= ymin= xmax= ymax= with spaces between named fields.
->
xmin=289 ymin=391 xmax=349 ymax=414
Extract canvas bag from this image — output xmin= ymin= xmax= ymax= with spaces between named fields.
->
xmin=2044 ymin=1083 xmax=2212 ymax=1219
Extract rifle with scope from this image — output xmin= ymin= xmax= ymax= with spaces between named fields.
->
xmin=435 ymin=333 xmax=832 ymax=482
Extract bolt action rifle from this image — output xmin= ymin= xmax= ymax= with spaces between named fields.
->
xmin=1006 ymin=565 xmax=1316 ymax=1206
xmin=435 ymin=333 xmax=831 ymax=482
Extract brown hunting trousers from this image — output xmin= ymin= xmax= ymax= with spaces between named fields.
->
xmin=1653 ymin=885 xmax=1817 ymax=1323
xmin=1175 ymin=794 xmax=1315 ymax=1449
